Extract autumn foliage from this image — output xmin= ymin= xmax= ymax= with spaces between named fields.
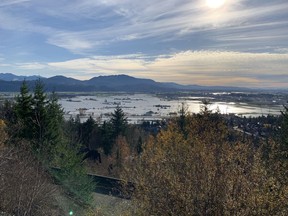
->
xmin=0 ymin=119 xmax=7 ymax=149
xmin=123 ymin=112 xmax=288 ymax=215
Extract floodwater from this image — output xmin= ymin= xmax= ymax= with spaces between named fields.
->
xmin=59 ymin=93 xmax=282 ymax=123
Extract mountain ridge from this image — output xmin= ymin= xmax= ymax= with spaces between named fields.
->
xmin=0 ymin=73 xmax=42 ymax=81
xmin=0 ymin=73 xmax=250 ymax=92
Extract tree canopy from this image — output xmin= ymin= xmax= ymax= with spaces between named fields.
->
xmin=123 ymin=112 xmax=288 ymax=215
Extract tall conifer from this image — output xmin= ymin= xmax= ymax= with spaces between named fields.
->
xmin=15 ymin=80 xmax=33 ymax=139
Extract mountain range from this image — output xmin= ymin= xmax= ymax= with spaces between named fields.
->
xmin=0 ymin=73 xmax=248 ymax=92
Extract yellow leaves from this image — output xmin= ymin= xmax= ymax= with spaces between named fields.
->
xmin=124 ymin=113 xmax=288 ymax=215
xmin=0 ymin=119 xmax=7 ymax=148
xmin=108 ymin=135 xmax=132 ymax=176
xmin=0 ymin=119 xmax=6 ymax=128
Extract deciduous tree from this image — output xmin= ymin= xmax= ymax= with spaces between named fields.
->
xmin=123 ymin=112 xmax=288 ymax=215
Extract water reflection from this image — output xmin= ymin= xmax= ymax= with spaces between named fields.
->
xmin=59 ymin=94 xmax=282 ymax=123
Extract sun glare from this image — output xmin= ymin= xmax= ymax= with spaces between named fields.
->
xmin=206 ymin=0 xmax=226 ymax=9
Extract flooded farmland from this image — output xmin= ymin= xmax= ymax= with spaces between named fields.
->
xmin=59 ymin=93 xmax=284 ymax=123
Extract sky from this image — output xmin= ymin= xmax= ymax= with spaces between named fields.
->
xmin=0 ymin=0 xmax=287 ymax=88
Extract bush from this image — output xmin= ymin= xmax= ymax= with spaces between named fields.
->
xmin=0 ymin=145 xmax=59 ymax=216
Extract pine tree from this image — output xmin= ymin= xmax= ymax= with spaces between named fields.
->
xmin=110 ymin=105 xmax=127 ymax=138
xmin=52 ymin=112 xmax=95 ymax=205
xmin=101 ymin=121 xmax=113 ymax=155
xmin=137 ymin=136 xmax=143 ymax=155
xmin=100 ymin=106 xmax=127 ymax=155
xmin=13 ymin=83 xmax=95 ymax=204
xmin=31 ymin=79 xmax=48 ymax=151
xmin=178 ymin=102 xmax=188 ymax=137
xmin=52 ymin=140 xmax=95 ymax=205
xmin=80 ymin=116 xmax=96 ymax=147
xmin=44 ymin=92 xmax=64 ymax=161
xmin=15 ymin=80 xmax=33 ymax=140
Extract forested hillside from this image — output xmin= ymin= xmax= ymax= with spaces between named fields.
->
xmin=0 ymin=81 xmax=287 ymax=215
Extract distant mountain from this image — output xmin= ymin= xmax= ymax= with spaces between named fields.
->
xmin=0 ymin=73 xmax=42 ymax=81
xmin=83 ymin=75 xmax=170 ymax=92
xmin=86 ymin=74 xmax=156 ymax=86
xmin=0 ymin=73 xmax=251 ymax=93
xmin=45 ymin=75 xmax=82 ymax=86
xmin=0 ymin=80 xmax=22 ymax=92
xmin=161 ymin=82 xmax=201 ymax=90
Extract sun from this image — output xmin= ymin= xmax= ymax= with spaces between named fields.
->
xmin=206 ymin=0 xmax=226 ymax=9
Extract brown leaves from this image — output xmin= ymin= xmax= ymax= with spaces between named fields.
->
xmin=0 ymin=147 xmax=58 ymax=216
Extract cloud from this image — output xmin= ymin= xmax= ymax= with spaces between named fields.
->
xmin=0 ymin=63 xmax=11 ymax=67
xmin=16 ymin=62 xmax=47 ymax=70
xmin=1 ymin=0 xmax=287 ymax=55
xmin=275 ymin=48 xmax=288 ymax=54
xmin=0 ymin=0 xmax=287 ymax=89
xmin=0 ymin=0 xmax=30 ymax=7
xmin=49 ymin=56 xmax=147 ymax=74
xmin=0 ymin=11 xmax=54 ymax=34
xmin=47 ymin=50 xmax=288 ymax=87
xmin=47 ymin=34 xmax=95 ymax=53
xmin=48 ymin=0 xmax=288 ymax=53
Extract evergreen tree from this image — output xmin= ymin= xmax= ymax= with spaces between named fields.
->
xmin=52 ymin=114 xmax=95 ymax=204
xmin=137 ymin=136 xmax=143 ymax=155
xmin=14 ymin=80 xmax=33 ymax=140
xmin=52 ymin=140 xmax=95 ymax=205
xmin=64 ymin=116 xmax=82 ymax=147
xmin=100 ymin=106 xmax=127 ymax=155
xmin=80 ymin=116 xmax=96 ymax=147
xmin=110 ymin=105 xmax=127 ymax=138
xmin=101 ymin=121 xmax=113 ymax=155
xmin=31 ymin=79 xmax=48 ymax=151
xmin=12 ymin=82 xmax=95 ymax=204
xmin=44 ymin=92 xmax=64 ymax=161
xmin=178 ymin=102 xmax=188 ymax=137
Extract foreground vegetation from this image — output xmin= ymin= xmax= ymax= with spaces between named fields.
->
xmin=0 ymin=81 xmax=287 ymax=215
xmin=123 ymin=107 xmax=288 ymax=215
xmin=0 ymin=81 xmax=95 ymax=215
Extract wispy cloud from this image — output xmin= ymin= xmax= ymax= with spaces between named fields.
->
xmin=0 ymin=11 xmax=54 ymax=34
xmin=56 ymin=1 xmax=287 ymax=53
xmin=2 ymin=0 xmax=286 ymax=54
xmin=0 ymin=0 xmax=30 ymax=7
xmin=47 ymin=34 xmax=96 ymax=54
xmin=16 ymin=62 xmax=47 ymax=70
xmin=0 ymin=0 xmax=287 ymax=88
